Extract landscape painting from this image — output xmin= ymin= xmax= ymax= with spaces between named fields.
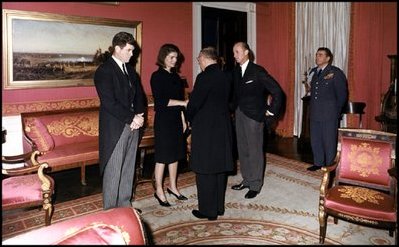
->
xmin=2 ymin=9 xmax=142 ymax=89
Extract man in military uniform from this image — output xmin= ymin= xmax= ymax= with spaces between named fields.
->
xmin=307 ymin=47 xmax=348 ymax=171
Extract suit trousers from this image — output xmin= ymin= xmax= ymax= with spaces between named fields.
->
xmin=196 ymin=172 xmax=227 ymax=217
xmin=103 ymin=125 xmax=139 ymax=210
xmin=235 ymin=107 xmax=265 ymax=192
xmin=309 ymin=119 xmax=339 ymax=166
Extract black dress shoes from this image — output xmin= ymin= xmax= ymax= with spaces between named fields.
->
xmin=245 ymin=190 xmax=259 ymax=199
xmin=167 ymin=188 xmax=188 ymax=200
xmin=154 ymin=193 xmax=171 ymax=207
xmin=192 ymin=210 xmax=217 ymax=221
xmin=231 ymin=183 xmax=249 ymax=190
xmin=307 ymin=165 xmax=322 ymax=171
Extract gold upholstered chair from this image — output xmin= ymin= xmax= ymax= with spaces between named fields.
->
xmin=318 ymin=128 xmax=397 ymax=244
xmin=2 ymin=148 xmax=55 ymax=226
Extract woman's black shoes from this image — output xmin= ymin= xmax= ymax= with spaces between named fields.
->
xmin=154 ymin=193 xmax=171 ymax=207
xmin=167 ymin=188 xmax=188 ymax=200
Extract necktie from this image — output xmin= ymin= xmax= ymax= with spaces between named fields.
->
xmin=317 ymin=68 xmax=322 ymax=77
xmin=122 ymin=64 xmax=132 ymax=88
xmin=239 ymin=66 xmax=243 ymax=78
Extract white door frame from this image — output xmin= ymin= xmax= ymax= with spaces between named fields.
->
xmin=192 ymin=2 xmax=256 ymax=84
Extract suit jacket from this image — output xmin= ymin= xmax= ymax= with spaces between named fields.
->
xmin=186 ymin=64 xmax=234 ymax=174
xmin=94 ymin=58 xmax=145 ymax=175
xmin=309 ymin=64 xmax=348 ymax=121
xmin=232 ymin=61 xmax=284 ymax=123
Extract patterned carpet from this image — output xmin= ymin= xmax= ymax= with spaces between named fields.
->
xmin=2 ymin=153 xmax=395 ymax=245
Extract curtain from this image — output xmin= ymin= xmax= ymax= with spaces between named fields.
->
xmin=294 ymin=2 xmax=351 ymax=137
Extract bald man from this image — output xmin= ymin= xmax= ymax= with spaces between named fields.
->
xmin=230 ymin=42 xmax=284 ymax=199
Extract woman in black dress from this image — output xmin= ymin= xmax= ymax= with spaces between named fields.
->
xmin=150 ymin=44 xmax=188 ymax=207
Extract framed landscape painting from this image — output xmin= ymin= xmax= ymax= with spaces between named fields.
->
xmin=2 ymin=9 xmax=142 ymax=89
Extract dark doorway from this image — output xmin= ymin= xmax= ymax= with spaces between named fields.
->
xmin=201 ymin=6 xmax=247 ymax=72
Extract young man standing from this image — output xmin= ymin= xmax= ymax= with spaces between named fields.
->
xmin=94 ymin=32 xmax=145 ymax=210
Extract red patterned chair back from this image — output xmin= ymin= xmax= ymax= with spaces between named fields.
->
xmin=336 ymin=129 xmax=396 ymax=191
xmin=318 ymin=128 xmax=397 ymax=244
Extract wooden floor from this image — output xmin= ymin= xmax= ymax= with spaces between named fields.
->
xmin=52 ymin=135 xmax=313 ymax=204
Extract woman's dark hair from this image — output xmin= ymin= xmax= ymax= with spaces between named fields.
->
xmin=317 ymin=47 xmax=334 ymax=64
xmin=156 ymin=44 xmax=181 ymax=69
xmin=111 ymin=32 xmax=135 ymax=53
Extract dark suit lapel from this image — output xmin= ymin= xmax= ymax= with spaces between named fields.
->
xmin=110 ymin=59 xmax=132 ymax=88
xmin=242 ymin=62 xmax=254 ymax=82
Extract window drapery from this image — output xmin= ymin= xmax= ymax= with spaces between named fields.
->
xmin=294 ymin=2 xmax=351 ymax=137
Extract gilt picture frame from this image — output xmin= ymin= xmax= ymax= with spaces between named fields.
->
xmin=2 ymin=9 xmax=142 ymax=89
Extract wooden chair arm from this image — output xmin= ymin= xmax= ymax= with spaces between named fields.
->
xmin=2 ymin=151 xmax=34 ymax=164
xmin=2 ymin=150 xmax=42 ymax=176
xmin=38 ymin=162 xmax=52 ymax=191
xmin=319 ymin=156 xmax=339 ymax=198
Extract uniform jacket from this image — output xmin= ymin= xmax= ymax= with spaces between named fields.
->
xmin=309 ymin=64 xmax=348 ymax=121
xmin=186 ymin=64 xmax=234 ymax=174
xmin=94 ymin=58 xmax=146 ymax=175
xmin=232 ymin=61 xmax=284 ymax=122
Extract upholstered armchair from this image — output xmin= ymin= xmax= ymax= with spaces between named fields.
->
xmin=318 ymin=128 xmax=397 ymax=244
xmin=3 ymin=207 xmax=147 ymax=245
xmin=2 ymin=149 xmax=55 ymax=226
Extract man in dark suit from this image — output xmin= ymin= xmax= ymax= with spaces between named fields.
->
xmin=187 ymin=47 xmax=234 ymax=220
xmin=307 ymin=47 xmax=348 ymax=171
xmin=230 ymin=42 xmax=284 ymax=199
xmin=94 ymin=32 xmax=146 ymax=210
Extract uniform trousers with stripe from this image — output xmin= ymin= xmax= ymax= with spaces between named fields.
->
xmin=103 ymin=125 xmax=139 ymax=210
xmin=309 ymin=119 xmax=339 ymax=167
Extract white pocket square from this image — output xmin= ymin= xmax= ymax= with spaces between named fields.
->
xmin=245 ymin=80 xmax=254 ymax=84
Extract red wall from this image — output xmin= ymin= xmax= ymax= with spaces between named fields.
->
xmin=2 ymin=2 xmax=193 ymax=102
xmin=2 ymin=2 xmax=397 ymax=135
xmin=257 ymin=3 xmax=295 ymax=136
xmin=349 ymin=2 xmax=397 ymax=130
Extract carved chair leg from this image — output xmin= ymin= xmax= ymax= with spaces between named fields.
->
xmin=318 ymin=209 xmax=327 ymax=244
xmin=81 ymin=163 xmax=87 ymax=186
xmin=319 ymin=226 xmax=326 ymax=244
xmin=45 ymin=208 xmax=50 ymax=226
xmin=43 ymin=190 xmax=53 ymax=226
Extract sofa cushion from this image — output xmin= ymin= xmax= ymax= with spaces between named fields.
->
xmin=2 ymin=174 xmax=44 ymax=208
xmin=38 ymin=141 xmax=99 ymax=168
xmin=24 ymin=118 xmax=55 ymax=152
xmin=38 ymin=111 xmax=98 ymax=147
